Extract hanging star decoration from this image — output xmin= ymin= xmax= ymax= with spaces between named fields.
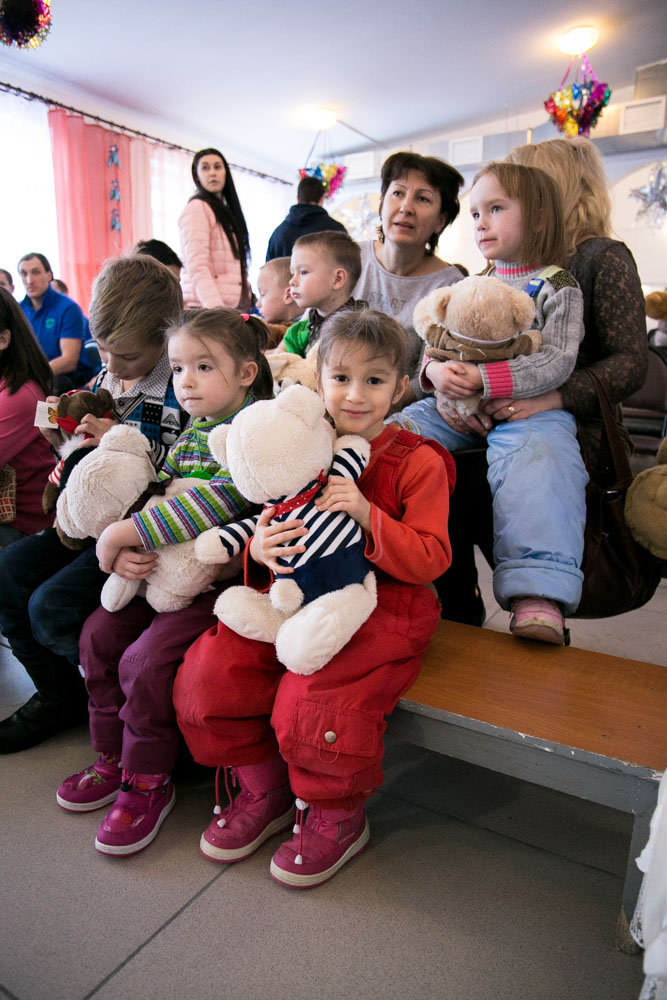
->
xmin=0 ymin=0 xmax=51 ymax=48
xmin=545 ymin=53 xmax=610 ymax=137
xmin=299 ymin=163 xmax=347 ymax=200
xmin=631 ymin=163 xmax=667 ymax=229
xmin=337 ymin=194 xmax=380 ymax=242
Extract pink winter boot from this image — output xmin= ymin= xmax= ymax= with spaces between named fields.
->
xmin=270 ymin=801 xmax=370 ymax=889
xmin=95 ymin=771 xmax=175 ymax=857
xmin=200 ymin=756 xmax=295 ymax=864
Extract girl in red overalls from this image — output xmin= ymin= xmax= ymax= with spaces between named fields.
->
xmin=174 ymin=309 xmax=454 ymax=888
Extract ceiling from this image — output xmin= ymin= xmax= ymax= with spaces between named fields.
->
xmin=1 ymin=0 xmax=665 ymax=179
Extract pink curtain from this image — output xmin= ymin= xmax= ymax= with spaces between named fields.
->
xmin=48 ymin=109 xmax=135 ymax=314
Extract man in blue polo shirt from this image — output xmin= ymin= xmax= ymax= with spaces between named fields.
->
xmin=18 ymin=252 xmax=93 ymax=392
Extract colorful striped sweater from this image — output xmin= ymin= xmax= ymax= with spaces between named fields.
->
xmin=131 ymin=396 xmax=254 ymax=551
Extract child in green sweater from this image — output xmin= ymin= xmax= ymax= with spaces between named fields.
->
xmin=280 ymin=231 xmax=366 ymax=356
xmin=56 ymin=309 xmax=273 ymax=858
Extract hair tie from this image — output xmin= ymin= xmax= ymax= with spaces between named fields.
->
xmin=240 ymin=313 xmax=250 ymax=322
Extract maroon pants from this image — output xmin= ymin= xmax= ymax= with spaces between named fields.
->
xmin=173 ymin=581 xmax=440 ymax=810
xmin=80 ymin=587 xmax=225 ymax=774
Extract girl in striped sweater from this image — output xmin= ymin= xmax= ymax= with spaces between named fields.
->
xmin=56 ymin=309 xmax=273 ymax=857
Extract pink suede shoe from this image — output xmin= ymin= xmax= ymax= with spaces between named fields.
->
xmin=510 ymin=597 xmax=567 ymax=645
xmin=95 ymin=772 xmax=175 ymax=856
xmin=270 ymin=801 xmax=370 ymax=889
xmin=56 ymin=754 xmax=122 ymax=812
xmin=200 ymin=759 xmax=294 ymax=864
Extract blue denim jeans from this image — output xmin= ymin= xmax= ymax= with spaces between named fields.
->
xmin=0 ymin=525 xmax=25 ymax=548
xmin=0 ymin=528 xmax=107 ymax=701
xmin=392 ymin=399 xmax=588 ymax=613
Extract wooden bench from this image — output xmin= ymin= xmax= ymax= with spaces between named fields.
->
xmin=389 ymin=621 xmax=667 ymax=951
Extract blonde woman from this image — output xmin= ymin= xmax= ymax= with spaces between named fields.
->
xmin=502 ymin=137 xmax=647 ymax=470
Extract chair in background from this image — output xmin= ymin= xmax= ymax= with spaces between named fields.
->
xmin=622 ymin=346 xmax=667 ymax=458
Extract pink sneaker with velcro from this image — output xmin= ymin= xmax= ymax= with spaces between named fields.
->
xmin=95 ymin=771 xmax=175 ymax=856
xmin=56 ymin=754 xmax=122 ymax=812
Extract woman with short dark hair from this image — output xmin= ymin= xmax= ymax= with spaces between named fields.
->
xmin=353 ymin=151 xmax=465 ymax=382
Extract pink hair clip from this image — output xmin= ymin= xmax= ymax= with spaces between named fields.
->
xmin=240 ymin=313 xmax=250 ymax=321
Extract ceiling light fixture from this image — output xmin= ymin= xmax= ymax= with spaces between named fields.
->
xmin=558 ymin=25 xmax=599 ymax=55
xmin=304 ymin=107 xmax=338 ymax=130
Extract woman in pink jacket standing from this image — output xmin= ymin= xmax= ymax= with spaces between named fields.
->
xmin=179 ymin=148 xmax=252 ymax=310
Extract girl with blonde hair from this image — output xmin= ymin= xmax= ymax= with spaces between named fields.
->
xmin=505 ymin=137 xmax=647 ymax=466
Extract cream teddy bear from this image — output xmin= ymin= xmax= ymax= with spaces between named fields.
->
xmin=414 ymin=275 xmax=540 ymax=416
xmin=55 ymin=424 xmax=221 ymax=614
xmin=195 ymin=384 xmax=377 ymax=676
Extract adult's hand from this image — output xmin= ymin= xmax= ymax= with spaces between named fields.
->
xmin=481 ymin=390 xmax=563 ymax=423
xmin=435 ymin=393 xmax=492 ymax=437
xmin=49 ymin=338 xmax=82 ymax=376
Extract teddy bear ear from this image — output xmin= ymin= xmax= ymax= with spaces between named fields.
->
xmin=267 ymin=354 xmax=290 ymax=382
xmin=428 ymin=287 xmax=454 ymax=326
xmin=646 ymin=291 xmax=667 ymax=321
xmin=56 ymin=393 xmax=70 ymax=417
xmin=207 ymin=424 xmax=230 ymax=466
xmin=99 ymin=425 xmax=151 ymax=456
xmin=276 ymin=383 xmax=324 ymax=425
xmin=413 ymin=299 xmax=433 ymax=339
xmin=96 ymin=388 xmax=114 ymax=410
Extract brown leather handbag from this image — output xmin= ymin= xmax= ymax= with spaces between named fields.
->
xmin=0 ymin=464 xmax=16 ymax=524
xmin=572 ymin=370 xmax=661 ymax=618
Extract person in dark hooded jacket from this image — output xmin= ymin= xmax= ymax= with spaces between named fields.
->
xmin=266 ymin=176 xmax=347 ymax=261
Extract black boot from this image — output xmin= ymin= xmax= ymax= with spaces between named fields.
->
xmin=0 ymin=691 xmax=89 ymax=754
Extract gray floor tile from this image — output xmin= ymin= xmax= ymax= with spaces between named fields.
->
xmin=89 ymin=794 xmax=642 ymax=1000
xmin=0 ymin=725 xmax=218 ymax=1000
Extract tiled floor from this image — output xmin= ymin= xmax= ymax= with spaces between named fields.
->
xmin=1 ymin=561 xmax=664 ymax=1000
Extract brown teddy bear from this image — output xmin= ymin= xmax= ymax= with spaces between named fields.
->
xmin=414 ymin=275 xmax=540 ymax=416
xmin=41 ymin=389 xmax=114 ymax=547
xmin=267 ymin=344 xmax=319 ymax=393
xmin=646 ymin=291 xmax=667 ymax=346
xmin=625 ymin=437 xmax=667 ymax=560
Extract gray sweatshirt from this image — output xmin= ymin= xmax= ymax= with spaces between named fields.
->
xmin=479 ymin=263 xmax=584 ymax=400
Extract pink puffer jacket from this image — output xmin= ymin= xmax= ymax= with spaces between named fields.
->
xmin=178 ymin=198 xmax=243 ymax=308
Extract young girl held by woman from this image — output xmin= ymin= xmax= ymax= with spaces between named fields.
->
xmin=56 ymin=308 xmax=273 ymax=856
xmin=393 ymin=162 xmax=589 ymax=645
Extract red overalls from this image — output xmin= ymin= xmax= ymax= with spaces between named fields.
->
xmin=173 ymin=432 xmax=449 ymax=811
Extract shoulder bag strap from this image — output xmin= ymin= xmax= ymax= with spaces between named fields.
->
xmin=582 ymin=368 xmax=633 ymax=490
